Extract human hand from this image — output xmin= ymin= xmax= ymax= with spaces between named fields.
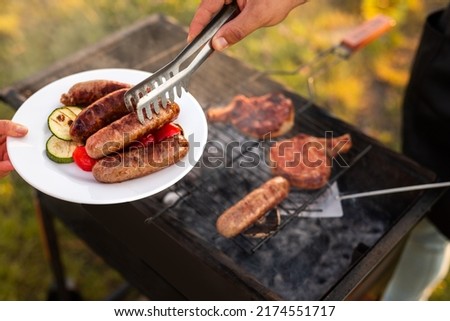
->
xmin=0 ymin=120 xmax=28 ymax=178
xmin=188 ymin=0 xmax=308 ymax=51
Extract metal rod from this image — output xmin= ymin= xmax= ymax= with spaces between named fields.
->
xmin=338 ymin=181 xmax=450 ymax=200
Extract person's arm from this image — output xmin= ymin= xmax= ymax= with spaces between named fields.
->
xmin=188 ymin=0 xmax=309 ymax=51
xmin=0 ymin=120 xmax=28 ymax=178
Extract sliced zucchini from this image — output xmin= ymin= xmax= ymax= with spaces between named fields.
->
xmin=64 ymin=106 xmax=82 ymax=116
xmin=47 ymin=106 xmax=82 ymax=141
xmin=46 ymin=135 xmax=78 ymax=164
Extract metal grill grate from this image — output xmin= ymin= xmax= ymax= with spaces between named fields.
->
xmin=132 ymin=88 xmax=433 ymax=300
xmin=145 ymin=101 xmax=373 ymax=253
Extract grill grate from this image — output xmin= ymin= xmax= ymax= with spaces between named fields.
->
xmin=145 ymin=100 xmax=374 ymax=253
xmin=136 ymin=94 xmax=433 ymax=300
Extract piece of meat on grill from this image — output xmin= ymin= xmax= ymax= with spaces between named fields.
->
xmin=269 ymin=133 xmax=352 ymax=190
xmin=207 ymin=92 xmax=295 ymax=138
xmin=216 ymin=176 xmax=290 ymax=238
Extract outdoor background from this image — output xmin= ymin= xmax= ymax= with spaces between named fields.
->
xmin=1 ymin=0 xmax=449 ymax=300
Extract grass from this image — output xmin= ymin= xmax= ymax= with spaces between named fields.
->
xmin=1 ymin=0 xmax=450 ymax=300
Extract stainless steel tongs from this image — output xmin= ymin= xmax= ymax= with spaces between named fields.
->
xmin=124 ymin=2 xmax=238 ymax=124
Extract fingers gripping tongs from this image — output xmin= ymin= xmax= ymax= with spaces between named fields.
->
xmin=124 ymin=2 xmax=238 ymax=124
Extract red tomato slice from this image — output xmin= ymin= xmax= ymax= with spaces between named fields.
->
xmin=137 ymin=123 xmax=181 ymax=147
xmin=73 ymin=146 xmax=97 ymax=172
xmin=154 ymin=123 xmax=182 ymax=142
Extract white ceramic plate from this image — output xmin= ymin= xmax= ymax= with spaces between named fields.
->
xmin=7 ymin=68 xmax=207 ymax=204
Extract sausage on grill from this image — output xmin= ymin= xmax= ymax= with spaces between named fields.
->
xmin=216 ymin=176 xmax=290 ymax=238
xmin=60 ymin=80 xmax=131 ymax=107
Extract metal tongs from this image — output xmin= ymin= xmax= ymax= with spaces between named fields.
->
xmin=124 ymin=2 xmax=238 ymax=124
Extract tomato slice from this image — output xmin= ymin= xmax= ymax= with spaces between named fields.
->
xmin=154 ymin=123 xmax=182 ymax=142
xmin=73 ymin=146 xmax=97 ymax=172
xmin=137 ymin=123 xmax=181 ymax=147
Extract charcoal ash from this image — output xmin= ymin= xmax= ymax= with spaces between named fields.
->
xmin=164 ymin=173 xmax=387 ymax=300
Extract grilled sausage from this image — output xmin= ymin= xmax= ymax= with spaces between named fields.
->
xmin=60 ymin=80 xmax=130 ymax=107
xmin=69 ymin=88 xmax=130 ymax=143
xmin=92 ymin=134 xmax=189 ymax=183
xmin=85 ymin=101 xmax=180 ymax=159
xmin=216 ymin=176 xmax=290 ymax=238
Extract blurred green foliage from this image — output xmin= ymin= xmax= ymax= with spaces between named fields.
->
xmin=1 ymin=0 xmax=449 ymax=300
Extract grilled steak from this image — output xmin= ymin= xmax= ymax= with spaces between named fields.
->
xmin=207 ymin=93 xmax=295 ymax=138
xmin=269 ymin=133 xmax=352 ymax=189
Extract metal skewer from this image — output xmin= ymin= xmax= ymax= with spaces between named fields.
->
xmin=338 ymin=181 xmax=450 ymax=200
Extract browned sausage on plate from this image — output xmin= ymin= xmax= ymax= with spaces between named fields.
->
xmin=69 ymin=88 xmax=131 ymax=143
xmin=85 ymin=101 xmax=180 ymax=159
xmin=60 ymin=80 xmax=130 ymax=107
xmin=216 ymin=176 xmax=291 ymax=238
xmin=92 ymin=134 xmax=189 ymax=183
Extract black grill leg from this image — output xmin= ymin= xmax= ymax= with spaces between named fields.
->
xmin=34 ymin=193 xmax=74 ymax=300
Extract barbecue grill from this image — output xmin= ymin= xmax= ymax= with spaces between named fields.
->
xmin=1 ymin=14 xmax=444 ymax=300
xmin=124 ymin=91 xmax=438 ymax=300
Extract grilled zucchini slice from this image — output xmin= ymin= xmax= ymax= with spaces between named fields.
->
xmin=47 ymin=106 xmax=82 ymax=141
xmin=46 ymin=135 xmax=78 ymax=163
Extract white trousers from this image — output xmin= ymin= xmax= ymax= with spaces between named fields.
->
xmin=382 ymin=218 xmax=450 ymax=300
